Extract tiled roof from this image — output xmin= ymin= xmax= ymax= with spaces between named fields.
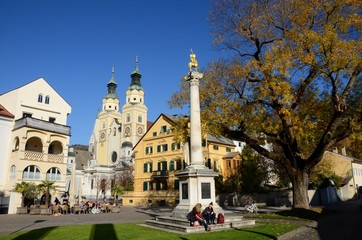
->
xmin=207 ymin=134 xmax=235 ymax=146
xmin=222 ymin=152 xmax=240 ymax=159
xmin=0 ymin=104 xmax=14 ymax=118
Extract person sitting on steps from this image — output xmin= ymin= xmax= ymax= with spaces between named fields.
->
xmin=190 ymin=203 xmax=211 ymax=231
xmin=203 ymin=202 xmax=216 ymax=224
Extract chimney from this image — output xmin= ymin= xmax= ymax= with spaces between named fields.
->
xmin=341 ymin=146 xmax=347 ymax=156
xmin=332 ymin=147 xmax=338 ymax=153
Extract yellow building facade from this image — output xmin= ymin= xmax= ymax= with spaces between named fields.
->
xmin=123 ymin=114 xmax=240 ymax=206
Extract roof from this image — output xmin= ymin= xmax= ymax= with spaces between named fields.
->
xmin=132 ymin=113 xmax=236 ymax=150
xmin=207 ymin=134 xmax=235 ymax=146
xmin=222 ymin=152 xmax=241 ymax=159
xmin=0 ymin=77 xmax=71 ymax=108
xmin=0 ymin=104 xmax=14 ymax=118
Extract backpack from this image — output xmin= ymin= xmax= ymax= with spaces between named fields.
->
xmin=217 ymin=213 xmax=224 ymax=224
xmin=186 ymin=211 xmax=193 ymax=221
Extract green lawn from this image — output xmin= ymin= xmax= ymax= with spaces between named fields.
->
xmin=0 ymin=222 xmax=298 ymax=240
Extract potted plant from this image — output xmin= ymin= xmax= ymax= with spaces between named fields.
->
xmin=38 ymin=180 xmax=57 ymax=215
xmin=111 ymin=185 xmax=123 ymax=213
xmin=13 ymin=181 xmax=37 ymax=214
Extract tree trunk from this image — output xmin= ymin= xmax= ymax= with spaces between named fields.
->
xmin=292 ymin=169 xmax=310 ymax=208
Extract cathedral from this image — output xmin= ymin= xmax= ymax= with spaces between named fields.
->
xmin=82 ymin=59 xmax=148 ymax=201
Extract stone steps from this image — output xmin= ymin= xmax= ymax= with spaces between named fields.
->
xmin=144 ymin=215 xmax=256 ymax=234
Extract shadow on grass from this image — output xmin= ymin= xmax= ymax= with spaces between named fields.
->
xmin=275 ymin=208 xmax=323 ymax=221
xmin=11 ymin=226 xmax=57 ymax=240
xmin=233 ymin=228 xmax=277 ymax=239
xmin=90 ymin=224 xmax=117 ymax=240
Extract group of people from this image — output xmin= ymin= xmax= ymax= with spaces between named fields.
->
xmin=51 ymin=198 xmax=111 ymax=214
xmin=188 ymin=202 xmax=217 ymax=231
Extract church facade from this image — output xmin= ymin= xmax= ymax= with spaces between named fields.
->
xmin=82 ymin=60 xmax=148 ymax=201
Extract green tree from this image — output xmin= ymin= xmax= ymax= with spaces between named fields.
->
xmin=38 ymin=180 xmax=57 ymax=206
xmin=239 ymin=145 xmax=270 ymax=193
xmin=170 ymin=0 xmax=361 ymax=208
xmin=13 ymin=181 xmax=38 ymax=207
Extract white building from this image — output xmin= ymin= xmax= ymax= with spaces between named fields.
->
xmin=83 ymin=61 xmax=148 ymax=201
xmin=0 ymin=78 xmax=71 ymax=213
xmin=0 ymin=104 xmax=15 ymax=210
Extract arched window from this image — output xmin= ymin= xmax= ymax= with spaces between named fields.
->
xmin=9 ymin=165 xmax=16 ymax=179
xmin=111 ymin=151 xmax=117 ymax=163
xmin=46 ymin=167 xmax=61 ymax=181
xmin=22 ymin=165 xmax=40 ymax=180
xmin=138 ymin=114 xmax=142 ymax=123
xmin=48 ymin=141 xmax=63 ymax=154
xmin=38 ymin=94 xmax=43 ymax=103
xmin=13 ymin=137 xmax=20 ymax=151
xmin=126 ymin=113 xmax=130 ymax=122
xmin=45 ymin=95 xmax=50 ymax=104
xmin=25 ymin=137 xmax=43 ymax=152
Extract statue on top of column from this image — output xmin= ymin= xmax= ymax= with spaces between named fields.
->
xmin=188 ymin=49 xmax=198 ymax=72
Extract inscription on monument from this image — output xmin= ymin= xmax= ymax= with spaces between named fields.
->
xmin=201 ymin=183 xmax=211 ymax=199
xmin=182 ymin=183 xmax=188 ymax=199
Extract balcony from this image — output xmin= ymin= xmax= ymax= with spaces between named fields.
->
xmin=19 ymin=150 xmax=65 ymax=163
xmin=152 ymin=170 xmax=169 ymax=179
xmin=14 ymin=117 xmax=71 ymax=136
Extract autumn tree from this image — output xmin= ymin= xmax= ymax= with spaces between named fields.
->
xmin=169 ymin=0 xmax=361 ymax=208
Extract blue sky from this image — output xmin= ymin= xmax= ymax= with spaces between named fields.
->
xmin=0 ymin=0 xmax=224 ymax=145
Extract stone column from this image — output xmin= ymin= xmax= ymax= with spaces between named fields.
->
xmin=171 ymin=52 xmax=221 ymax=218
xmin=188 ymin=71 xmax=204 ymax=168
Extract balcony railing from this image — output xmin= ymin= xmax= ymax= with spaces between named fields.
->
xmin=23 ymin=150 xmax=64 ymax=163
xmin=14 ymin=117 xmax=71 ymax=136
xmin=152 ymin=170 xmax=169 ymax=178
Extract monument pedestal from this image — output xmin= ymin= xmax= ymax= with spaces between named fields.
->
xmin=171 ymin=165 xmax=222 ymax=218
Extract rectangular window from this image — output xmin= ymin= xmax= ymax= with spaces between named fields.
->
xmin=170 ymin=160 xmax=175 ymax=171
xmin=213 ymin=145 xmax=219 ymax=150
xmin=49 ymin=117 xmax=56 ymax=123
xmin=157 ymin=144 xmax=168 ymax=152
xmin=176 ymin=160 xmax=182 ymax=170
xmin=23 ymin=112 xmax=32 ymax=118
xmin=143 ymin=162 xmax=152 ymax=172
xmin=160 ymin=125 xmax=167 ymax=133
xmin=226 ymin=147 xmax=231 ymax=152
xmin=171 ymin=143 xmax=181 ymax=151
xmin=143 ymin=181 xmax=153 ymax=191
xmin=153 ymin=132 xmax=157 ymax=137
xmin=146 ymin=146 xmax=153 ymax=155
xmin=202 ymin=139 xmax=206 ymax=147
xmin=156 ymin=180 xmax=168 ymax=190
xmin=162 ymin=144 xmax=168 ymax=152
xmin=158 ymin=161 xmax=167 ymax=171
